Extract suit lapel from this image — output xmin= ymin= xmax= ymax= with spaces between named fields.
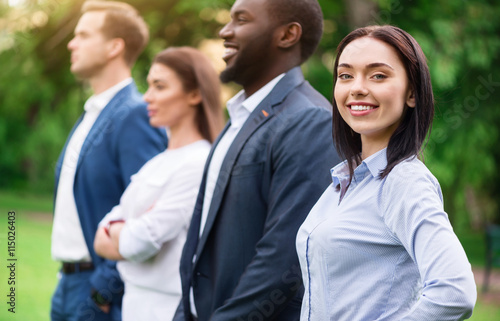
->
xmin=182 ymin=123 xmax=231 ymax=271
xmin=75 ymin=83 xmax=134 ymax=170
xmin=194 ymin=67 xmax=305 ymax=261
xmin=191 ymin=121 xmax=232 ymax=233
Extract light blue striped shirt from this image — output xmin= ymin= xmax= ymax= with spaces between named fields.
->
xmin=296 ymin=148 xmax=476 ymax=320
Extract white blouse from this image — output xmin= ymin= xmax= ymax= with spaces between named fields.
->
xmin=100 ymin=139 xmax=210 ymax=294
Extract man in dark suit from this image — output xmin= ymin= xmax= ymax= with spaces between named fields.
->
xmin=173 ymin=0 xmax=341 ymax=320
xmin=50 ymin=2 xmax=167 ymax=320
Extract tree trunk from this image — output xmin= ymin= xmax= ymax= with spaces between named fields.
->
xmin=343 ymin=0 xmax=379 ymax=29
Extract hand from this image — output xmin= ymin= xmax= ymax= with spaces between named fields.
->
xmin=96 ymin=303 xmax=110 ymax=314
xmin=91 ymin=288 xmax=111 ymax=313
xmin=94 ymin=226 xmax=111 ymax=257
xmin=108 ymin=221 xmax=125 ymax=249
xmin=94 ymin=226 xmax=123 ymax=260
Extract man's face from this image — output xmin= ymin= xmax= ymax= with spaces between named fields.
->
xmin=219 ymin=0 xmax=277 ymax=87
xmin=67 ymin=11 xmax=112 ymax=80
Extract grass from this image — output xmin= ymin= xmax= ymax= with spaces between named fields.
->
xmin=0 ymin=190 xmax=498 ymax=320
xmin=471 ymin=301 xmax=500 ymax=321
xmin=0 ymin=206 xmax=59 ymax=320
xmin=457 ymin=229 xmax=487 ymax=267
xmin=0 ymin=190 xmax=53 ymax=213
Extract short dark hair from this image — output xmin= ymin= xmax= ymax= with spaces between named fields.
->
xmin=153 ymin=47 xmax=224 ymax=143
xmin=332 ymin=25 xmax=434 ymax=179
xmin=266 ymin=0 xmax=324 ymax=63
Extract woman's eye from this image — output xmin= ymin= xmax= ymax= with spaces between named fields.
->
xmin=373 ymin=74 xmax=387 ymax=80
xmin=338 ymin=74 xmax=352 ymax=80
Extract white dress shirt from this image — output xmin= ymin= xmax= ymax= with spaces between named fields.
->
xmin=99 ymin=140 xmax=210 ymax=292
xmin=99 ymin=139 xmax=210 ymax=321
xmin=51 ymin=78 xmax=132 ymax=262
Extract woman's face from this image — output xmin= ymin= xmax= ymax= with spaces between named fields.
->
xmin=144 ymin=63 xmax=200 ymax=129
xmin=334 ymin=37 xmax=415 ymax=152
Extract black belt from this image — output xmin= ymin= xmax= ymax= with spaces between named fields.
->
xmin=61 ymin=262 xmax=95 ymax=274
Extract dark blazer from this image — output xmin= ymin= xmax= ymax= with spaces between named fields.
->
xmin=54 ymin=82 xmax=167 ymax=316
xmin=174 ymin=67 xmax=341 ymax=321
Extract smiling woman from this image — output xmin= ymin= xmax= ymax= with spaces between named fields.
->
xmin=296 ymin=25 xmax=477 ymax=321
xmin=334 ymin=36 xmax=416 ymax=158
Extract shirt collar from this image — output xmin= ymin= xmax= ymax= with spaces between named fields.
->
xmin=330 ymin=160 xmax=350 ymax=187
xmin=84 ymin=78 xmax=133 ymax=113
xmin=363 ymin=148 xmax=388 ymax=178
xmin=330 ymin=148 xmax=388 ymax=186
xmin=226 ymin=73 xmax=285 ymax=128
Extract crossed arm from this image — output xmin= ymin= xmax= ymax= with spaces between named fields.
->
xmin=94 ymin=223 xmax=125 ymax=261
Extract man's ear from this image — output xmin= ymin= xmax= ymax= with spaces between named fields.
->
xmin=107 ymin=38 xmax=126 ymax=60
xmin=276 ymin=22 xmax=302 ymax=49
xmin=406 ymin=87 xmax=416 ymax=108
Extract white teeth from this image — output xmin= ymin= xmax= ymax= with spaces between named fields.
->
xmin=224 ymin=48 xmax=237 ymax=55
xmin=350 ymin=105 xmax=375 ymax=111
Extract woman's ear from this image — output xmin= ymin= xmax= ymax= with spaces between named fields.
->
xmin=188 ymin=89 xmax=202 ymax=107
xmin=406 ymin=87 xmax=416 ymax=108
xmin=276 ymin=22 xmax=302 ymax=49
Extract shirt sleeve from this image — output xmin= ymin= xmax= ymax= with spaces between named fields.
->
xmin=118 ymin=158 xmax=205 ymax=263
xmin=381 ymin=162 xmax=477 ymax=320
xmin=98 ymin=204 xmax=125 ymax=227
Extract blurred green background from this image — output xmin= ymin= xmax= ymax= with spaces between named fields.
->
xmin=1 ymin=0 xmax=499 ymax=320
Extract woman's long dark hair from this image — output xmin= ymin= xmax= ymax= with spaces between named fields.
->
xmin=153 ymin=47 xmax=224 ymax=143
xmin=332 ymin=25 xmax=434 ymax=180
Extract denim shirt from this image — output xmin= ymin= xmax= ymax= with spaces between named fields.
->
xmin=296 ymin=148 xmax=476 ymax=321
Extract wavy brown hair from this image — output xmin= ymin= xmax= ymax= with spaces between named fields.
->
xmin=153 ymin=47 xmax=224 ymax=143
xmin=332 ymin=25 xmax=434 ymax=180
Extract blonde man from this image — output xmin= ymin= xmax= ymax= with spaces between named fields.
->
xmin=51 ymin=2 xmax=167 ymax=320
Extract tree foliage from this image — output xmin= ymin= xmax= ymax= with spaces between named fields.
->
xmin=0 ymin=0 xmax=499 ymax=229
xmin=382 ymin=0 xmax=500 ymax=230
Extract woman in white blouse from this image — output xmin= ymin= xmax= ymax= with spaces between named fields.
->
xmin=94 ymin=47 xmax=224 ymax=321
xmin=296 ymin=26 xmax=476 ymax=320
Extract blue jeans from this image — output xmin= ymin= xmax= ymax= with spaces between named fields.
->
xmin=51 ymin=270 xmax=121 ymax=321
